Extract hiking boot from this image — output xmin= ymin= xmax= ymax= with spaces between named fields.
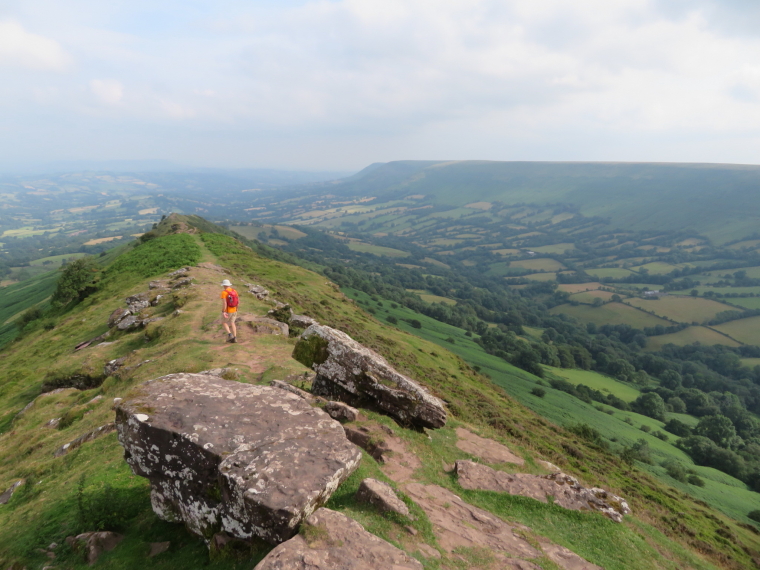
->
xmin=230 ymin=337 xmax=237 ymax=343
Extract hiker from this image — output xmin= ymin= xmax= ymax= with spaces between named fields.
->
xmin=220 ymin=279 xmax=239 ymax=343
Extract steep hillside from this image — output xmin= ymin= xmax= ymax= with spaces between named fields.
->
xmin=278 ymin=160 xmax=760 ymax=243
xmin=1 ymin=216 xmax=759 ymax=570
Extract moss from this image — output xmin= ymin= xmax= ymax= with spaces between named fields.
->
xmin=292 ymin=334 xmax=329 ymax=368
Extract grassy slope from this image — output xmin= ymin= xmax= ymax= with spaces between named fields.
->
xmin=549 ymin=303 xmax=672 ymax=328
xmin=0 ymin=270 xmax=60 ymax=348
xmin=343 ymin=288 xmax=760 ymax=526
xmin=0 ymin=226 xmax=758 ymax=569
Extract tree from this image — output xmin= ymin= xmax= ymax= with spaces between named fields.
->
xmin=633 ymin=392 xmax=667 ymax=421
xmin=660 ymin=370 xmax=682 ymax=390
xmin=667 ymin=396 xmax=687 ymax=414
xmin=664 ymin=418 xmax=692 ymax=437
xmin=694 ymin=415 xmax=737 ymax=448
xmin=51 ymin=257 xmax=99 ymax=307
xmin=690 ymin=289 xmax=699 ymax=297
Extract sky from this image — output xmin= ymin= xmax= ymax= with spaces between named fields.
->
xmin=3 ymin=0 xmax=760 ymax=171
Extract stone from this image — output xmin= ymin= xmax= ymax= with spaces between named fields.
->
xmin=151 ymin=294 xmax=164 ymax=306
xmin=293 ymin=325 xmax=447 ymax=429
xmin=416 ymin=544 xmax=440 ymax=559
xmin=148 ymin=541 xmax=170 ymax=558
xmin=267 ymin=303 xmax=293 ymax=323
xmin=455 ymin=427 xmax=524 ymax=465
xmin=197 ymin=262 xmax=228 ymax=273
xmin=149 ymin=280 xmax=167 ymax=289
xmin=290 ymin=314 xmax=318 ymax=329
xmin=0 ymin=480 xmax=24 ymax=505
xmin=343 ymin=426 xmax=391 ymax=462
xmin=115 ymin=373 xmax=362 ymax=544
xmin=270 ymin=380 xmax=315 ymax=401
xmin=54 ymin=423 xmax=116 ymax=457
xmin=88 ymin=395 xmax=103 ymax=405
xmin=69 ymin=531 xmax=124 ymax=565
xmin=324 ymin=401 xmax=358 ymax=422
xmin=168 ymin=267 xmax=190 ymax=277
xmin=44 ymin=418 xmax=61 ymax=429
xmin=237 ymin=315 xmax=288 ymax=335
xmin=116 ymin=315 xmax=139 ymax=331
xmin=253 ymin=508 xmax=422 ymax=570
xmin=108 ymin=307 xmax=131 ymax=328
xmin=126 ymin=293 xmax=151 ymax=314
xmin=355 ymin=478 xmax=409 ymax=517
xmin=538 ymin=460 xmax=561 ymax=472
xmin=172 ymin=278 xmax=192 ymax=289
xmin=104 ymin=357 xmax=127 ymax=377
xmin=247 ymin=284 xmax=270 ymax=300
xmin=455 ymin=461 xmax=631 ymax=523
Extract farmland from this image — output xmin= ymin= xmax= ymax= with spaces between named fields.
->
xmin=549 ymin=302 xmax=671 ymax=328
xmin=715 ymin=316 xmax=760 ymax=346
xmin=347 ymin=242 xmax=410 ymax=257
xmin=645 ymin=327 xmax=741 ymax=350
xmin=626 ymin=296 xmax=735 ymax=324
xmin=551 ymin=368 xmax=642 ymax=401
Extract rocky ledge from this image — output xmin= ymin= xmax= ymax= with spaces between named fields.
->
xmin=456 ymin=460 xmax=631 ymax=523
xmin=115 ymin=373 xmax=362 ymax=544
xmin=292 ymin=324 xmax=447 ymax=429
xmin=254 ymin=508 xmax=422 ymax=570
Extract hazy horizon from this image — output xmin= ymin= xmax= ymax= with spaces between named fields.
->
xmin=4 ymin=0 xmax=760 ymax=170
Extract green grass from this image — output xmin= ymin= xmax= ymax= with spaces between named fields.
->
xmin=726 ymin=297 xmax=760 ymax=310
xmin=551 ymin=368 xmax=641 ymax=402
xmin=532 ymin=243 xmax=576 ymax=254
xmin=645 ymin=327 xmax=741 ymax=350
xmin=584 ymin=268 xmax=635 ymax=279
xmin=570 ymin=290 xmax=619 ymax=304
xmin=714 ymin=315 xmax=760 ymax=346
xmin=510 ymin=258 xmax=566 ymax=272
xmin=105 ymin=233 xmax=202 ymax=279
xmin=347 ymin=242 xmax=410 ymax=257
xmin=549 ymin=303 xmax=671 ymax=328
xmin=626 ymin=296 xmax=736 ymax=324
xmin=741 ymin=358 xmax=760 ymax=369
xmin=29 ymin=253 xmax=89 ymax=267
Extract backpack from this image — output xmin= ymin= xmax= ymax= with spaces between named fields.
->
xmin=225 ymin=288 xmax=239 ymax=309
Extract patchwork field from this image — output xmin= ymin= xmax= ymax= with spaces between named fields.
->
xmin=741 ymin=358 xmax=760 ymax=369
xmin=646 ymin=326 xmax=741 ymax=351
xmin=570 ymin=290 xmax=620 ymax=304
xmin=532 ymin=243 xmax=576 ymax=254
xmin=583 ymin=268 xmax=635 ymax=279
xmin=714 ymin=316 xmax=760 ymax=346
xmin=522 ymin=272 xmax=558 ymax=281
xmin=549 ymin=302 xmax=671 ymax=328
xmin=347 ymin=242 xmax=410 ymax=257
xmin=558 ymin=282 xmax=604 ymax=293
xmin=551 ymin=368 xmax=642 ymax=402
xmin=510 ymin=258 xmax=565 ymax=271
xmin=626 ymin=296 xmax=736 ymax=324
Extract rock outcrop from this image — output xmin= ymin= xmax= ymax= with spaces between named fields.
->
xmin=324 ymin=401 xmax=359 ymax=422
xmin=292 ymin=324 xmax=447 ymax=429
xmin=355 ymin=478 xmax=409 ymax=517
xmin=455 ymin=460 xmax=631 ymax=523
xmin=115 ymin=373 xmax=362 ymax=544
xmin=455 ymin=427 xmax=524 ymax=465
xmin=236 ymin=315 xmax=289 ymax=335
xmin=0 ymin=480 xmax=24 ymax=505
xmin=253 ymin=508 xmax=422 ymax=570
xmin=66 ymin=531 xmax=123 ymax=565
xmin=54 ymin=423 xmax=116 ymax=457
xmin=290 ymin=314 xmax=318 ymax=329
xmin=246 ymin=283 xmax=270 ymax=300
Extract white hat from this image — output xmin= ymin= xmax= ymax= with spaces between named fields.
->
xmin=221 ymin=279 xmax=232 ymax=287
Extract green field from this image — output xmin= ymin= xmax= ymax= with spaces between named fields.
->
xmin=347 ymin=242 xmax=410 ymax=257
xmin=646 ymin=327 xmax=741 ymax=350
xmin=741 ymin=358 xmax=760 ymax=369
xmin=550 ymin=302 xmax=671 ymax=328
xmin=626 ymin=296 xmax=735 ymax=324
xmin=29 ymin=253 xmax=88 ymax=267
xmin=570 ymin=290 xmax=619 ymax=304
xmin=522 ymin=272 xmax=558 ymax=281
xmin=419 ymin=293 xmax=456 ymax=305
xmin=631 ymin=262 xmax=684 ymax=275
xmin=510 ymin=258 xmax=565 ymax=271
xmin=532 ymin=243 xmax=576 ymax=254
xmin=715 ymin=315 xmax=760 ymax=346
xmin=584 ymin=267 xmax=635 ymax=279
xmin=725 ymin=297 xmax=760 ymax=310
xmin=551 ymin=368 xmax=642 ymax=402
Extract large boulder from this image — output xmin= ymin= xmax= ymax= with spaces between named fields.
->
xmin=455 ymin=460 xmax=631 ymax=523
xmin=253 ymin=508 xmax=422 ymax=570
xmin=292 ymin=325 xmax=447 ymax=429
xmin=115 ymin=373 xmax=362 ymax=544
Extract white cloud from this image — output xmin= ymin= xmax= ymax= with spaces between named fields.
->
xmin=0 ymin=19 xmax=71 ymax=71
xmin=90 ymin=79 xmax=124 ymax=105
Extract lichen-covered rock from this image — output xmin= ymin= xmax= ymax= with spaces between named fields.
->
xmin=168 ymin=267 xmax=190 ymax=277
xmin=237 ymin=315 xmax=288 ymax=335
xmin=104 ymin=357 xmax=127 ymax=377
xmin=247 ymin=284 xmax=270 ymax=300
xmin=172 ymin=277 xmax=193 ymax=289
xmin=355 ymin=478 xmax=409 ymax=517
xmin=324 ymin=401 xmax=358 ymax=422
xmin=116 ymin=315 xmax=139 ymax=331
xmin=290 ymin=314 xmax=318 ymax=329
xmin=115 ymin=373 xmax=362 ymax=544
xmin=270 ymin=380 xmax=315 ymax=402
xmin=292 ymin=325 xmax=447 ymax=429
xmin=253 ymin=508 xmax=422 ymax=570
xmin=108 ymin=307 xmax=130 ymax=328
xmin=126 ymin=293 xmax=151 ymax=314
xmin=455 ymin=460 xmax=631 ymax=523
xmin=0 ymin=480 xmax=24 ymax=505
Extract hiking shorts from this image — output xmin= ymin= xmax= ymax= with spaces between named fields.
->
xmin=224 ymin=312 xmax=238 ymax=324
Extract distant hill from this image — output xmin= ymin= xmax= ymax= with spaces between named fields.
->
xmin=327 ymin=161 xmax=760 ymax=243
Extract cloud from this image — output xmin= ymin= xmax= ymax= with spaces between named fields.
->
xmin=90 ymin=79 xmax=124 ymax=105
xmin=0 ymin=19 xmax=71 ymax=71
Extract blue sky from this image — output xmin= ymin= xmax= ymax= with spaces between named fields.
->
xmin=3 ymin=0 xmax=760 ymax=170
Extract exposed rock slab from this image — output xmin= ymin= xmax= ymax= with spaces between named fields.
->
xmin=324 ymin=401 xmax=358 ymax=422
xmin=108 ymin=307 xmax=131 ymax=328
xmin=455 ymin=460 xmax=630 ymax=523
xmin=237 ymin=315 xmax=289 ymax=335
xmin=405 ymin=483 xmax=602 ymax=570
xmin=66 ymin=531 xmax=123 ymax=565
xmin=270 ymin=380 xmax=316 ymax=402
xmin=54 ymin=423 xmax=116 ymax=457
xmin=253 ymin=508 xmax=422 ymax=570
xmin=115 ymin=373 xmax=362 ymax=544
xmin=355 ymin=478 xmax=409 ymax=517
xmin=293 ymin=324 xmax=447 ymax=429
xmin=290 ymin=314 xmax=318 ymax=329
xmin=455 ymin=427 xmax=524 ymax=465
xmin=246 ymin=283 xmax=270 ymax=300
xmin=0 ymin=480 xmax=24 ymax=505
